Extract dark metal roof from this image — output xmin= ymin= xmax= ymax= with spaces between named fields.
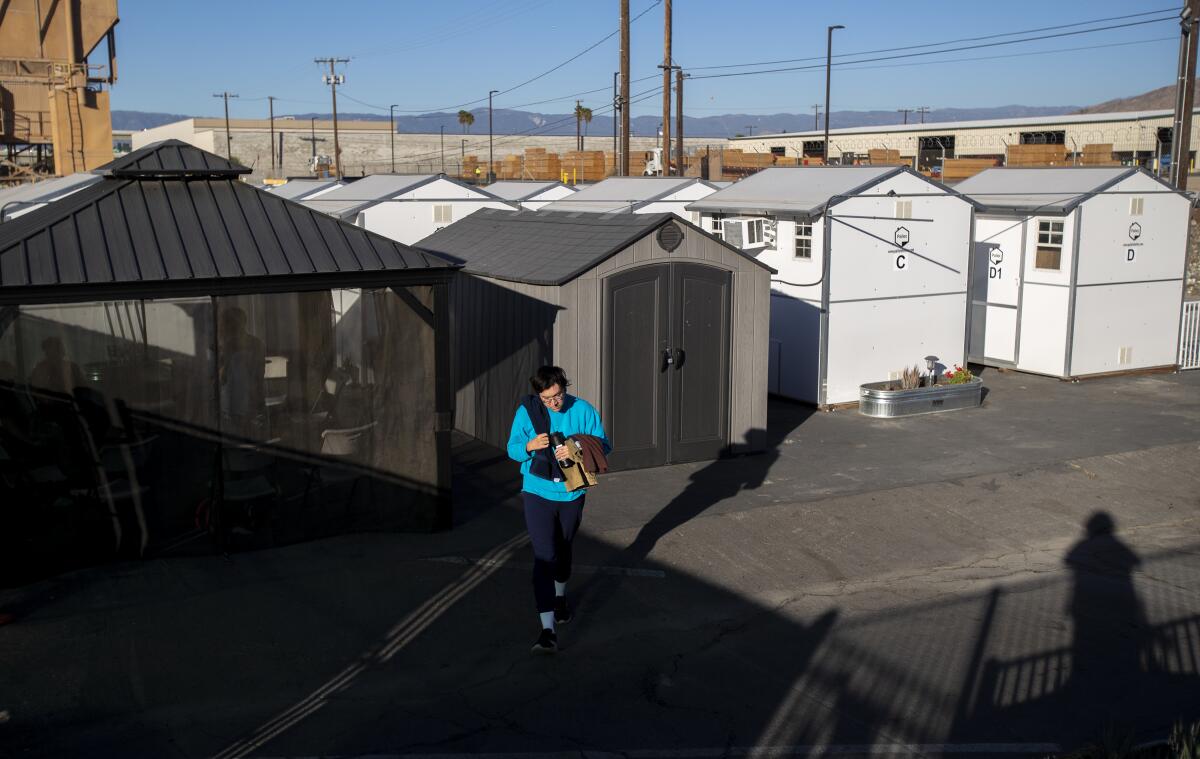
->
xmin=0 ymin=160 xmax=458 ymax=305
xmin=416 ymin=208 xmax=772 ymax=286
xmin=97 ymin=139 xmax=251 ymax=179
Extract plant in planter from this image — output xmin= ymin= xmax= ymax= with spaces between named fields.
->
xmin=943 ymin=365 xmax=973 ymax=385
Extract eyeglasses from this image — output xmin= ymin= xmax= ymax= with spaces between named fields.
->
xmin=539 ymin=391 xmax=564 ymax=405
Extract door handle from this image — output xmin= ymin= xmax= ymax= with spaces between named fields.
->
xmin=662 ymin=347 xmax=674 ymax=371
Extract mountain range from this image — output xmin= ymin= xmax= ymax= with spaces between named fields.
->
xmin=112 ymin=84 xmax=1181 ymax=138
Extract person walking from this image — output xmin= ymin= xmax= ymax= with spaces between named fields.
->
xmin=507 ymin=366 xmax=609 ymax=654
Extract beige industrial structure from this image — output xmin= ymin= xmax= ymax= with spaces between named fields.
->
xmin=132 ymin=117 xmax=718 ymax=183
xmin=729 ymin=109 xmax=1200 ymax=179
xmin=0 ymin=0 xmax=119 ymax=180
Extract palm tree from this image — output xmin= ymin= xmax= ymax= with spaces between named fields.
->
xmin=574 ymin=104 xmax=593 ymax=151
xmin=458 ymin=110 xmax=475 ymax=134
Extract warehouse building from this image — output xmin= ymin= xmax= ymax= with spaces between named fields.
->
xmin=957 ymin=167 xmax=1190 ymax=378
xmin=728 ymin=108 xmax=1200 ymax=176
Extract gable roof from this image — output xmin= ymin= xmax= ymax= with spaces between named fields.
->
xmin=96 ymin=139 xmax=251 ymax=179
xmin=0 ymin=158 xmax=457 ymax=305
xmin=416 ymin=207 xmax=771 ymax=286
xmin=301 ymin=173 xmax=503 ymax=219
xmin=952 ymin=167 xmax=1179 ymax=214
xmin=685 ymin=166 xmax=948 ymax=217
xmin=482 ymin=181 xmax=572 ymax=201
xmin=264 ymin=178 xmax=342 ymax=202
xmin=0 ymin=173 xmax=104 ymax=221
xmin=545 ymin=177 xmax=714 ymax=213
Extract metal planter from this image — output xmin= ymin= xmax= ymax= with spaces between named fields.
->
xmin=858 ymin=377 xmax=983 ymax=418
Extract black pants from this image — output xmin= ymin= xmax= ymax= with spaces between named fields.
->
xmin=523 ymin=492 xmax=584 ymax=613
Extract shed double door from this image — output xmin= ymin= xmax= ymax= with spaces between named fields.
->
xmin=604 ymin=263 xmax=730 ymax=470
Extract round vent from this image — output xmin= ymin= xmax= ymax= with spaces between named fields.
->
xmin=656 ymin=221 xmax=684 ymax=252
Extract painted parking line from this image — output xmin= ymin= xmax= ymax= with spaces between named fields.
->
xmin=423 ymin=555 xmax=666 ymax=578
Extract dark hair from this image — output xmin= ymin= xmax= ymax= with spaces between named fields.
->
xmin=530 ymin=365 xmax=570 ymax=393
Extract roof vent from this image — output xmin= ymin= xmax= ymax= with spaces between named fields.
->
xmin=657 ymin=221 xmax=684 ymax=252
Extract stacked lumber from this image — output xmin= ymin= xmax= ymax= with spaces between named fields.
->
xmin=562 ymin=150 xmax=608 ymax=182
xmin=773 ymin=156 xmax=801 ymax=167
xmin=629 ymin=151 xmax=649 ymax=176
xmin=523 ymin=148 xmax=561 ymax=181
xmin=1007 ymin=144 xmax=1068 ymax=167
xmin=799 ymin=156 xmax=825 ymax=166
xmin=461 ymin=155 xmax=482 ymax=179
xmin=868 ymin=148 xmax=902 ymax=165
xmin=941 ymin=158 xmax=999 ymax=182
xmin=721 ymin=149 xmax=775 ymax=169
xmin=1080 ymin=143 xmax=1119 ymax=166
xmin=498 ymin=154 xmax=523 ymax=179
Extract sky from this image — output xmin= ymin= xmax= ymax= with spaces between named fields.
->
xmin=110 ymin=0 xmax=1184 ymax=120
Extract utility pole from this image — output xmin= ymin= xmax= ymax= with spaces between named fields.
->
xmin=613 ymin=71 xmax=619 ymax=175
xmin=315 ymin=57 xmax=348 ymax=179
xmin=897 ymin=107 xmax=912 ymax=125
xmin=812 ymin=104 xmax=822 ymax=131
xmin=745 ymin=125 xmax=755 ymax=137
xmin=661 ymin=0 xmax=672 ymax=175
xmin=675 ymin=69 xmax=685 ymax=177
xmin=488 ymin=89 xmax=499 ymax=183
xmin=212 ymin=91 xmax=238 ymax=159
xmin=300 ymin=116 xmax=326 ymax=160
xmin=268 ymin=96 xmax=277 ymax=176
xmin=916 ymin=106 xmax=930 ymax=124
xmin=576 ymin=99 xmax=583 ymax=152
xmin=440 ymin=125 xmax=446 ymax=174
xmin=620 ymin=0 xmax=631 ymax=176
xmin=823 ymin=24 xmax=844 ymax=164
xmin=1170 ymin=0 xmax=1200 ymax=189
xmin=389 ymin=104 xmax=398 ymax=173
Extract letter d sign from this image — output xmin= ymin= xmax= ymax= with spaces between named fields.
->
xmin=1127 ymin=249 xmax=1136 ymax=262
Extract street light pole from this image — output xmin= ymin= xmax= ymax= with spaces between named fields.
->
xmin=389 ymin=104 xmax=398 ymax=173
xmin=440 ymin=125 xmax=446 ymax=174
xmin=823 ymin=24 xmax=843 ymax=164
xmin=488 ymin=89 xmax=499 ymax=184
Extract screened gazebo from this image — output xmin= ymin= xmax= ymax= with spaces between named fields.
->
xmin=0 ymin=141 xmax=459 ymax=586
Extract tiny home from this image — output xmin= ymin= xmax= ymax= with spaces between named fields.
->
xmin=482 ymin=180 xmax=576 ymax=211
xmin=0 ymin=173 xmax=103 ymax=222
xmin=418 ymin=209 xmax=773 ymax=470
xmin=544 ymin=176 xmax=718 ymax=219
xmin=688 ymin=166 xmax=975 ymax=406
xmin=954 ymin=167 xmax=1190 ymax=378
xmin=302 ymin=174 xmax=514 ymax=244
xmin=264 ymin=178 xmax=342 ymax=202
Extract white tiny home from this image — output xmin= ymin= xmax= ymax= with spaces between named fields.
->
xmin=955 ymin=167 xmax=1190 ymax=378
xmin=688 ymin=166 xmax=975 ymax=406
xmin=482 ymin=180 xmax=576 ymax=211
xmin=0 ymin=173 xmax=102 ymax=222
xmin=302 ymin=174 xmax=514 ymax=244
xmin=264 ymin=178 xmax=342 ymax=202
xmin=544 ymin=177 xmax=718 ymax=219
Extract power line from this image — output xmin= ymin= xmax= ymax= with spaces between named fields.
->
xmin=688 ymin=7 xmax=1177 ymax=71
xmin=689 ymin=15 xmax=1176 ymax=81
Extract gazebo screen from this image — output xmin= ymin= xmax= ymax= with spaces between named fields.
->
xmin=0 ymin=284 xmax=442 ymax=586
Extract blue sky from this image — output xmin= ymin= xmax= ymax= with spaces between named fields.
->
xmin=112 ymin=0 xmax=1182 ymax=119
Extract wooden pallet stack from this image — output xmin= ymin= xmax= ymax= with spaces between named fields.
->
xmin=1006 ymin=144 xmax=1068 ymax=167
xmin=499 ymin=154 xmax=523 ymax=179
xmin=629 ymin=151 xmax=649 ymax=176
xmin=941 ymin=158 xmax=999 ymax=182
xmin=773 ymin=156 xmax=801 ymax=167
xmin=461 ymin=155 xmax=481 ymax=179
xmin=562 ymin=150 xmax=608 ymax=182
xmin=518 ymin=148 xmax=554 ymax=181
xmin=1080 ymin=143 xmax=1119 ymax=166
xmin=868 ymin=148 xmax=903 ymax=165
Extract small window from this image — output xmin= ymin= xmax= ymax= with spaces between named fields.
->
xmin=1035 ymin=219 xmax=1064 ymax=271
xmin=794 ymin=222 xmax=813 ymax=259
xmin=711 ymin=213 xmax=724 ymax=240
xmin=747 ymin=218 xmax=764 ymax=245
xmin=433 ymin=204 xmax=453 ymax=223
xmin=894 ymin=200 xmax=912 ymax=219
xmin=1129 ymin=197 xmax=1144 ymax=215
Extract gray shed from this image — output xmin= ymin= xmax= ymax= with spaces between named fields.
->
xmin=418 ymin=209 xmax=774 ymax=470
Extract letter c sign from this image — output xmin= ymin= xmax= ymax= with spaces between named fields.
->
xmin=894 ymin=253 xmax=907 ymax=270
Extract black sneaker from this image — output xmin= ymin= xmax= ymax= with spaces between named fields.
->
xmin=553 ymin=596 xmax=573 ymax=625
xmin=531 ymin=628 xmax=557 ymax=655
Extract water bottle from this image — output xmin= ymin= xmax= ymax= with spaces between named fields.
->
xmin=548 ymin=432 xmax=573 ymax=468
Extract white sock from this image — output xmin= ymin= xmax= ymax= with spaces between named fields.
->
xmin=554 ymin=581 xmax=567 ymax=598
xmin=539 ymin=611 xmax=555 ymax=631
